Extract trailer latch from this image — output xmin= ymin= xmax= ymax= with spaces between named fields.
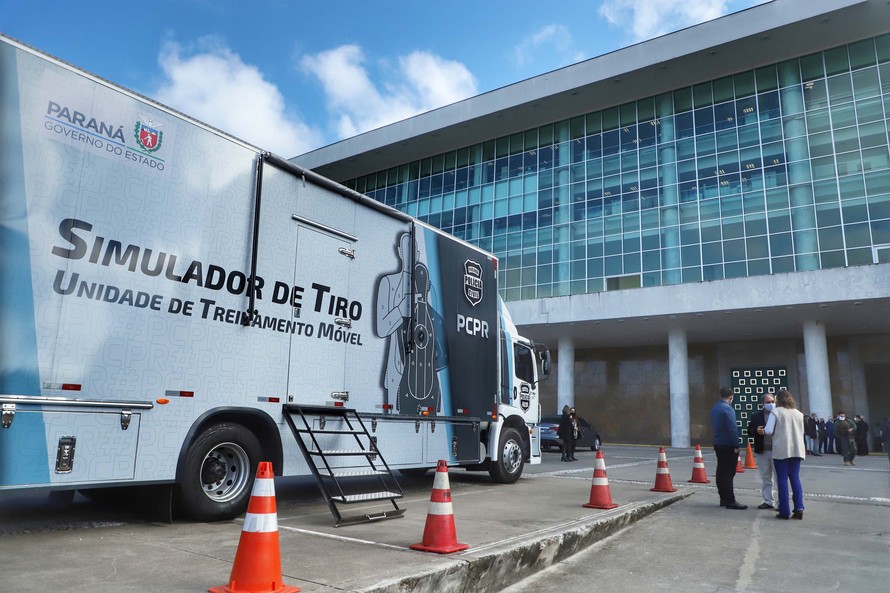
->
xmin=331 ymin=391 xmax=349 ymax=401
xmin=371 ymin=418 xmax=377 ymax=432
xmin=55 ymin=436 xmax=76 ymax=473
xmin=415 ymin=420 xmax=421 ymax=433
xmin=338 ymin=247 xmax=356 ymax=259
xmin=334 ymin=318 xmax=352 ymax=328
xmin=1 ymin=403 xmax=14 ymax=429
xmin=120 ymin=410 xmax=132 ymax=430
xmin=451 ymin=436 xmax=458 ymax=459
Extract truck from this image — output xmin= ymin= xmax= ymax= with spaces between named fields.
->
xmin=0 ymin=35 xmax=551 ymax=522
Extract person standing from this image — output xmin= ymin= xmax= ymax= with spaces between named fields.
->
xmin=825 ymin=416 xmax=836 ymax=454
xmin=804 ymin=413 xmax=820 ymax=456
xmin=834 ymin=411 xmax=857 ymax=466
xmin=762 ymin=388 xmax=806 ymax=520
xmin=746 ymin=393 xmax=776 ymax=510
xmin=855 ymin=415 xmax=870 ymax=457
xmin=817 ymin=418 xmax=828 ymax=454
xmin=710 ymin=387 xmax=747 ymax=510
xmin=557 ymin=405 xmax=576 ymax=462
xmin=881 ymin=416 xmax=890 ymax=466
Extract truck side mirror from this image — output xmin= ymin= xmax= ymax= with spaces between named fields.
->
xmin=538 ymin=349 xmax=551 ymax=381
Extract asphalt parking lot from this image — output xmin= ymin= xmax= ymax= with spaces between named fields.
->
xmin=1 ymin=445 xmax=888 ymax=593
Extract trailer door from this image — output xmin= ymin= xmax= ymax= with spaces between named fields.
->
xmin=287 ymin=219 xmax=355 ymax=402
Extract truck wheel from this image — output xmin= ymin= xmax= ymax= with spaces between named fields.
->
xmin=488 ymin=427 xmax=525 ymax=483
xmin=176 ymin=423 xmax=261 ymax=521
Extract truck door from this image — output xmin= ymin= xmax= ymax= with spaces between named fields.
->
xmin=287 ymin=218 xmax=354 ymax=401
xmin=512 ymin=341 xmax=540 ymax=426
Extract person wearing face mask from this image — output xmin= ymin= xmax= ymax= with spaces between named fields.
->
xmin=834 ymin=411 xmax=857 ymax=466
xmin=761 ymin=388 xmax=806 ymax=520
xmin=746 ymin=393 xmax=777 ymax=510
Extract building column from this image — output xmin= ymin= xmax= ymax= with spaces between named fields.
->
xmin=803 ymin=320 xmax=832 ymax=417
xmin=557 ymin=336 xmax=575 ymax=413
xmin=669 ymin=328 xmax=690 ymax=448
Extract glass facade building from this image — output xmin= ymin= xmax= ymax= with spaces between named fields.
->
xmin=344 ymin=35 xmax=890 ymax=303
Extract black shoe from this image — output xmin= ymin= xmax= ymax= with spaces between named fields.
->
xmin=569 ymin=457 xmax=578 ymax=461
xmin=812 ymin=453 xmax=822 ymax=456
xmin=776 ymin=514 xmax=790 ymax=520
xmin=725 ymin=502 xmax=747 ymax=510
xmin=757 ymin=503 xmax=774 ymax=510
xmin=792 ymin=510 xmax=804 ymax=520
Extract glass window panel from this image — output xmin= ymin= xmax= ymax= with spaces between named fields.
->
xmin=746 ymin=236 xmax=769 ymax=258
xmin=724 ymin=262 xmax=747 ymax=279
xmin=695 ymin=106 xmax=715 ymax=134
xmin=770 ymin=232 xmax=793 ymax=255
xmin=713 ymin=76 xmax=734 ymax=102
xmin=793 ymin=229 xmax=818 ymax=253
xmin=803 ymin=80 xmax=828 ymax=110
xmin=735 ymin=70 xmax=756 ymax=96
xmin=701 ymin=219 xmax=722 ymax=242
xmin=759 ymin=120 xmax=782 ymax=143
xmin=834 ymin=128 xmax=861 ymax=153
xmin=872 ymin=218 xmax=890 ymax=244
xmin=816 ymin=203 xmax=842 ymax=227
xmin=818 ymin=225 xmax=845 ymax=251
xmin=840 ymin=174 xmax=866 ymax=200
xmin=702 ymin=242 xmax=723 ymax=264
xmin=852 ymin=67 xmax=880 ymax=100
xmin=849 ymin=39 xmax=876 ymax=69
xmin=836 ymin=151 xmax=862 ymax=176
xmin=759 ymin=91 xmax=781 ymax=120
xmin=844 ymin=222 xmax=871 ymax=247
xmin=825 ymin=46 xmax=850 ymax=76
xmin=868 ymin=193 xmax=890 ymax=219
xmin=778 ymin=59 xmax=801 ymax=87
xmin=866 ymin=170 xmax=890 ymax=195
xmin=820 ymin=250 xmax=846 ymax=268
xmin=724 ymin=238 xmax=746 ymax=261
xmin=828 ymin=74 xmax=854 ymax=104
xmin=842 ymin=198 xmax=869 ymax=223
xmin=756 ymin=65 xmax=778 ymax=92
xmin=806 ymin=108 xmax=831 ymax=133
xmin=717 ymin=128 xmax=739 ymax=151
xmin=683 ymin=267 xmax=703 ymax=283
xmin=745 ymin=213 xmax=767 ymax=235
xmin=681 ymin=245 xmax=701 ymax=266
xmin=769 ymin=210 xmax=792 ymax=233
xmin=811 ymin=156 xmax=836 ymax=180
xmin=800 ymin=53 xmax=825 ymax=82
xmin=830 ymin=104 xmax=857 ymax=128
xmin=809 ymin=132 xmax=834 ymax=157
xmin=861 ymin=122 xmax=889 ymax=150
xmin=674 ymin=88 xmax=693 ymax=112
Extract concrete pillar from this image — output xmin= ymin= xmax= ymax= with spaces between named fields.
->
xmin=803 ymin=320 xmax=832 ymax=418
xmin=668 ymin=328 xmax=690 ymax=448
xmin=557 ymin=336 xmax=575 ymax=413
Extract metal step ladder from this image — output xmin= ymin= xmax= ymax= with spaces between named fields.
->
xmin=283 ymin=404 xmax=405 ymax=526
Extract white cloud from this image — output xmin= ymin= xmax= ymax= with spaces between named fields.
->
xmin=154 ymin=39 xmax=321 ymax=157
xmin=599 ymin=0 xmax=765 ymax=42
xmin=512 ymin=25 xmax=586 ymax=69
xmin=301 ymin=45 xmax=478 ymax=138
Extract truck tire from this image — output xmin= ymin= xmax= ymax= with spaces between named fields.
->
xmin=176 ymin=423 xmax=261 ymax=521
xmin=488 ymin=427 xmax=525 ymax=483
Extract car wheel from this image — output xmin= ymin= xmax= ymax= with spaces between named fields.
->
xmin=489 ymin=427 xmax=525 ymax=483
xmin=591 ymin=436 xmax=601 ymax=451
xmin=176 ymin=423 xmax=261 ymax=521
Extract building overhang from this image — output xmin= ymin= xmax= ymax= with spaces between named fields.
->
xmin=292 ymin=0 xmax=886 ymax=182
xmin=507 ymin=265 xmax=890 ymax=350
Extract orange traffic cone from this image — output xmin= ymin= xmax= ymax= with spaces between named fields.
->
xmin=688 ymin=444 xmax=710 ymax=484
xmin=209 ymin=462 xmax=299 ymax=593
xmin=410 ymin=460 xmax=469 ymax=554
xmin=583 ymin=450 xmax=619 ymax=509
xmin=744 ymin=443 xmax=758 ymax=469
xmin=735 ymin=453 xmax=745 ymax=473
xmin=651 ymin=447 xmax=678 ymax=492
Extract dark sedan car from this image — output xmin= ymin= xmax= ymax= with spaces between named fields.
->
xmin=540 ymin=415 xmax=602 ymax=451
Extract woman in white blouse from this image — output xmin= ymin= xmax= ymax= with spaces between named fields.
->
xmin=761 ymin=389 xmax=806 ymax=519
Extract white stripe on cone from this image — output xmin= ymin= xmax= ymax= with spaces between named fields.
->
xmin=252 ymin=477 xmax=276 ymax=497
xmin=243 ymin=512 xmax=279 ymax=533
xmin=657 ymin=467 xmax=670 ymax=474
xmin=432 ymin=472 xmax=449 ymax=490
xmin=426 ymin=501 xmax=454 ymax=516
xmin=592 ymin=477 xmax=610 ymax=486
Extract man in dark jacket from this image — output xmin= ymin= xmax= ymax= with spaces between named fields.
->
xmin=825 ymin=417 xmax=836 ymax=454
xmin=746 ymin=392 xmax=776 ymax=509
xmin=710 ymin=387 xmax=746 ymax=510
xmin=855 ymin=415 xmax=870 ymax=456
xmin=557 ymin=405 xmax=576 ymax=462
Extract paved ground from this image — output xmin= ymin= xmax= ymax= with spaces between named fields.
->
xmin=1 ymin=445 xmax=887 ymax=593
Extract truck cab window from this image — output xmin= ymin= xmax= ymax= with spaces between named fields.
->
xmin=514 ymin=344 xmax=535 ymax=384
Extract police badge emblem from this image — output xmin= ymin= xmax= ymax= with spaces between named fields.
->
xmin=463 ymin=259 xmax=483 ymax=307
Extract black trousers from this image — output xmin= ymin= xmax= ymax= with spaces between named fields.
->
xmin=714 ymin=444 xmax=738 ymax=504
xmin=562 ymin=438 xmax=576 ymax=459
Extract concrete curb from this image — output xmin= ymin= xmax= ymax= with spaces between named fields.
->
xmin=363 ymin=491 xmax=692 ymax=593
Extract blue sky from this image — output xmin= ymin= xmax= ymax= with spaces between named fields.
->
xmin=3 ymin=0 xmax=767 ymax=157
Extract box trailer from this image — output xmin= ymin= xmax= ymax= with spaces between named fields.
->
xmin=0 ymin=35 xmax=550 ymax=522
